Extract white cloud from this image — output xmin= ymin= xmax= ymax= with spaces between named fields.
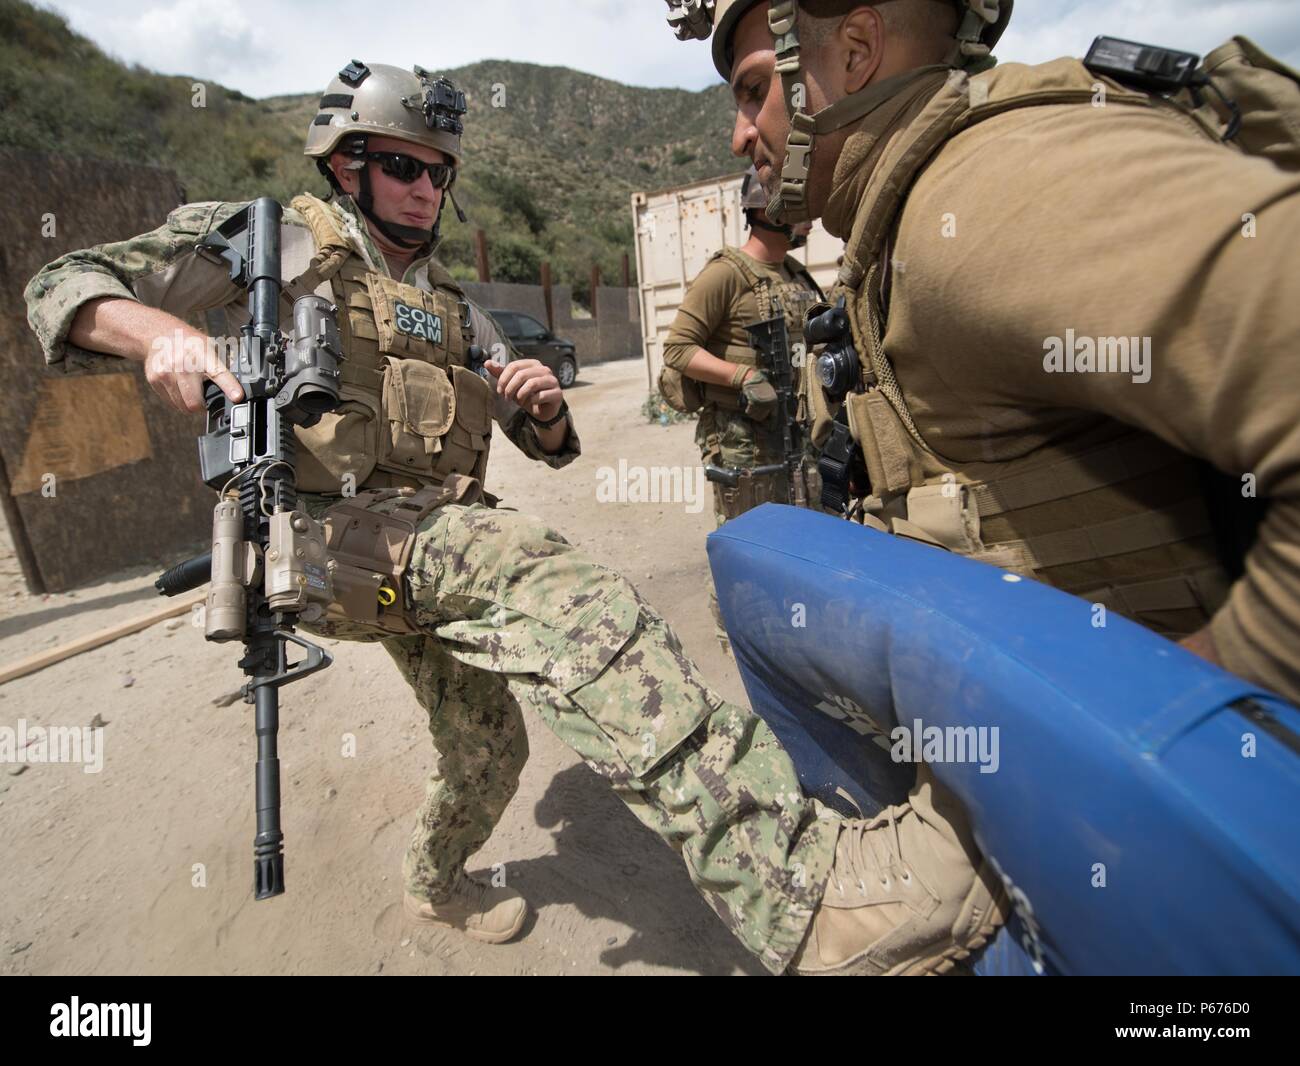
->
xmin=37 ymin=0 xmax=1300 ymax=98
xmin=999 ymin=0 xmax=1300 ymax=69
xmin=45 ymin=0 xmax=275 ymax=86
xmin=41 ymin=0 xmax=705 ymax=96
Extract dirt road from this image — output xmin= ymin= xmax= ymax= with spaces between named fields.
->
xmin=0 ymin=358 xmax=770 ymax=976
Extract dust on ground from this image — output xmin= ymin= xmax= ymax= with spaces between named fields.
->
xmin=0 ymin=358 xmax=769 ymax=976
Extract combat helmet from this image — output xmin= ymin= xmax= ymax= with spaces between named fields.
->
xmin=304 ymin=60 xmax=469 ymax=248
xmin=665 ymin=1 xmax=1013 ymax=223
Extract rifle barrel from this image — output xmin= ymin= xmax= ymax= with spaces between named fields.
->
xmin=252 ymin=670 xmax=285 ymax=899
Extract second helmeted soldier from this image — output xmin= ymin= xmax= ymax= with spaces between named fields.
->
xmin=659 ymin=165 xmax=823 ymax=650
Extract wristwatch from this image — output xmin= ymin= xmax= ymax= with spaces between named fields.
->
xmin=528 ymin=399 xmax=569 ymax=430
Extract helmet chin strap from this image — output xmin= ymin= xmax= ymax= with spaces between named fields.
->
xmin=355 ymin=162 xmax=436 ymax=250
xmin=763 ymin=0 xmax=963 ymax=225
xmin=748 ymin=209 xmax=793 ymax=238
xmin=749 ymin=209 xmax=806 ymax=248
xmin=747 ymin=209 xmax=808 ymax=250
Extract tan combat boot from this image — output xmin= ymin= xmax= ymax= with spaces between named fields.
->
xmin=791 ymin=764 xmax=1008 ymax=975
xmin=403 ymin=871 xmax=528 ymax=945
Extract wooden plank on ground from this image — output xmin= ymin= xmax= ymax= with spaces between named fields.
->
xmin=0 ymin=589 xmax=206 ymax=685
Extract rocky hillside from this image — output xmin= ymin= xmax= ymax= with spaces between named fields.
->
xmin=0 ymin=0 xmax=741 ymax=302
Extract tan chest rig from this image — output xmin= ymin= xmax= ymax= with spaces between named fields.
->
xmin=692 ymin=250 xmax=825 ymax=519
xmin=699 ymin=248 xmax=823 ymax=415
xmin=285 ymin=194 xmax=494 ymax=498
xmin=822 ymin=45 xmax=1299 ymax=640
xmin=269 ymin=195 xmax=496 ymax=638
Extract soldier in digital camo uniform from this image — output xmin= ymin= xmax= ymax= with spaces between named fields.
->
xmin=29 ymin=61 xmax=579 ymax=944
xmin=28 ymin=53 xmax=1006 ymax=974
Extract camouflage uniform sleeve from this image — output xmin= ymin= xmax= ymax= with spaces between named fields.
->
xmin=662 ymin=259 xmax=742 ymax=370
xmin=465 ymin=301 xmax=580 ymax=469
xmin=24 ymin=200 xmax=248 ymax=373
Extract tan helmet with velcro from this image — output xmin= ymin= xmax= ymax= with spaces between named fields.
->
xmin=305 ymin=60 xmax=466 ymax=164
xmin=304 ymin=61 xmax=468 ymax=248
xmin=664 ymin=1 xmax=1013 ymax=223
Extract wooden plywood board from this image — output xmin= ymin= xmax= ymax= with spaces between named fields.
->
xmin=10 ymin=374 xmax=153 ymax=495
xmin=0 ymin=150 xmax=213 ymax=593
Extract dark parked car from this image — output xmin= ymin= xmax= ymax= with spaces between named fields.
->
xmin=487 ymin=310 xmax=579 ymax=388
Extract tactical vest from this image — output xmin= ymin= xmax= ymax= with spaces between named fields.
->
xmin=827 ymin=39 xmax=1300 ymax=639
xmin=698 ymin=247 xmax=823 ymax=414
xmin=284 ymin=194 xmax=494 ymax=496
xmin=658 ymin=248 xmax=822 ymax=416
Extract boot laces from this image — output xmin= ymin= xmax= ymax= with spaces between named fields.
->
xmin=456 ymin=871 xmax=491 ymax=909
xmin=831 ymin=802 xmax=913 ymax=897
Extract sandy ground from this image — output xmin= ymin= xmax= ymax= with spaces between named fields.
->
xmin=0 ymin=358 xmax=771 ymax=976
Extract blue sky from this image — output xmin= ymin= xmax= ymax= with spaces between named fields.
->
xmin=40 ymin=0 xmax=1300 ymax=99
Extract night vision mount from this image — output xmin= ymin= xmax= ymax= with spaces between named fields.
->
xmin=406 ymin=68 xmax=467 ymax=136
xmin=665 ymin=0 xmax=716 ymax=41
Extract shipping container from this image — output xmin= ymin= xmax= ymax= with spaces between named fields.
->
xmin=630 ymin=171 xmax=845 ymax=391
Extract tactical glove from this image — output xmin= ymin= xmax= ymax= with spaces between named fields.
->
xmin=740 ymin=370 xmax=778 ymax=423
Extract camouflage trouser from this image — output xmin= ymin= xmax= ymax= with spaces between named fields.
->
xmin=300 ymin=493 xmax=837 ymax=973
xmin=381 ymin=634 xmax=530 ymax=902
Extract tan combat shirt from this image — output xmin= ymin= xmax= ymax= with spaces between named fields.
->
xmin=662 ymin=250 xmax=802 ymax=372
xmin=822 ymin=66 xmax=1300 ymax=704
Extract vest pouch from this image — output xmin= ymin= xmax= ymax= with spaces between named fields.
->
xmin=712 ymin=469 xmax=786 ymax=522
xmin=772 ymin=277 xmax=822 ymax=341
xmin=845 ymin=388 xmax=915 ymax=497
xmin=433 ymin=364 xmax=494 ymax=483
xmin=318 ymin=480 xmax=480 ymax=637
xmin=658 ymin=365 xmax=703 ymax=414
xmin=292 ymin=385 xmax=380 ymax=495
xmin=902 ymin=482 xmax=981 ymax=553
xmin=375 ymin=356 xmax=455 ymax=481
xmin=366 ymin=273 xmax=457 ymax=363
xmin=1198 ymin=37 xmax=1300 ymax=170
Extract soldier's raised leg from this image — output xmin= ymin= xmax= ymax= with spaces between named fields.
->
xmin=407 ymin=502 xmax=837 ymax=971
xmin=311 ymin=490 xmax=1002 ymax=973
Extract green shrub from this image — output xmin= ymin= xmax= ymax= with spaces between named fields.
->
xmin=641 ymin=391 xmax=694 ymax=425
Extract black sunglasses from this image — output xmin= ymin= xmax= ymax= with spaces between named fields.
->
xmin=363 ymin=151 xmax=456 ymax=189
